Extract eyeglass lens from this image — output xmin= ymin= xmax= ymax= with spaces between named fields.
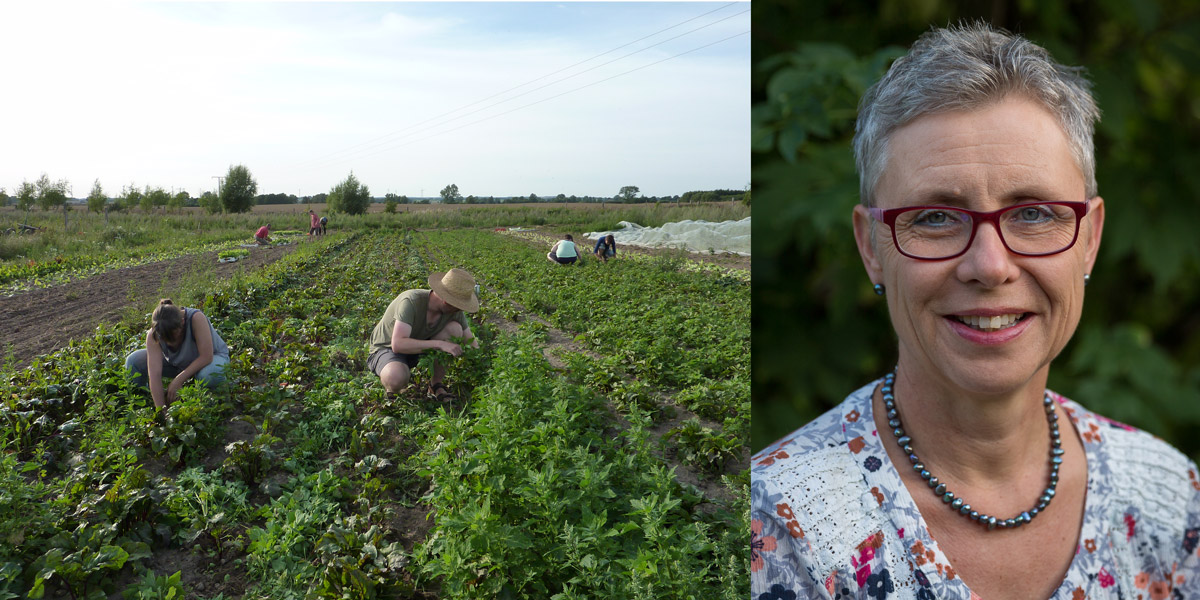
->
xmin=893 ymin=204 xmax=1080 ymax=259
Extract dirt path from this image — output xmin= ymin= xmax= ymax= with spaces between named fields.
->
xmin=0 ymin=243 xmax=299 ymax=370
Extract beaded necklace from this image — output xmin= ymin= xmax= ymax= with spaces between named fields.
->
xmin=881 ymin=370 xmax=1064 ymax=531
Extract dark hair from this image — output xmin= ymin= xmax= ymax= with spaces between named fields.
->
xmin=565 ymin=234 xmax=574 ymax=241
xmin=606 ymin=234 xmax=615 ymax=245
xmin=151 ymin=299 xmax=185 ymax=342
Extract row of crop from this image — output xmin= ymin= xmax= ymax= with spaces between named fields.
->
xmin=0 ymin=232 xmax=304 ymax=294
xmin=415 ymin=229 xmax=750 ymax=473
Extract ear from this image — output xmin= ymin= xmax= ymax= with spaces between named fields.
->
xmin=853 ymin=205 xmax=885 ymax=286
xmin=1082 ymin=196 xmax=1104 ymax=274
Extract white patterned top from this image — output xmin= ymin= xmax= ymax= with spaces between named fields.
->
xmin=751 ymin=380 xmax=1200 ymax=600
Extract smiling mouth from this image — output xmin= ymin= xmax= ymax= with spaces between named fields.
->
xmin=953 ymin=313 xmax=1029 ymax=332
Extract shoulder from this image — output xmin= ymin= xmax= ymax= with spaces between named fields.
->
xmin=752 ymin=383 xmax=885 ymax=572
xmin=1061 ymin=395 xmax=1200 ymax=545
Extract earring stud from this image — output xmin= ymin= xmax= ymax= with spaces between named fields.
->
xmin=874 ymin=283 xmax=886 ymax=296
xmin=1084 ymin=273 xmax=1091 ymax=287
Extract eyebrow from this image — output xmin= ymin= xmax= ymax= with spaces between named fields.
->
xmin=904 ymin=187 xmax=1065 ymax=207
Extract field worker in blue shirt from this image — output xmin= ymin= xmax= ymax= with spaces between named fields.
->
xmin=593 ymin=234 xmax=617 ymax=263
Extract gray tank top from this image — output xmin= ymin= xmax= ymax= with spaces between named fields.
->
xmin=159 ymin=307 xmax=229 ymax=367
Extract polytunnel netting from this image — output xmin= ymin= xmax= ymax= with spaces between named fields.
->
xmin=585 ymin=217 xmax=750 ymax=256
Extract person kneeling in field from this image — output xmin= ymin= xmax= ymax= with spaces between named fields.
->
xmin=126 ymin=299 xmax=230 ymax=409
xmin=547 ymin=234 xmax=579 ymax=265
xmin=367 ymin=268 xmax=480 ymax=402
xmin=593 ymin=234 xmax=617 ymax=263
xmin=254 ymin=223 xmax=272 ymax=246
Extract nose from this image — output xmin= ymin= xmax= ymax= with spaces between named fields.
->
xmin=956 ymin=221 xmax=1019 ymax=287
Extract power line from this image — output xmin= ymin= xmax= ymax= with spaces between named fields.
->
xmin=315 ymin=30 xmax=749 ymax=171
xmin=299 ymin=8 xmax=749 ymax=172
xmin=289 ymin=3 xmax=745 ymax=171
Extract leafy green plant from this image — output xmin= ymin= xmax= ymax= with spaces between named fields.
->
xmin=147 ymin=384 xmax=228 ymax=467
xmin=121 ymin=570 xmax=184 ymax=600
xmin=29 ymin=524 xmax=151 ymax=600
xmin=664 ymin=419 xmax=742 ymax=475
xmin=309 ymin=516 xmax=413 ymax=599
xmin=223 ymin=432 xmax=281 ymax=487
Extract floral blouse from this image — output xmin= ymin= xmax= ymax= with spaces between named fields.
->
xmin=751 ymin=381 xmax=1200 ymax=599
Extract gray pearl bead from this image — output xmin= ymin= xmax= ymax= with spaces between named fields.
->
xmin=934 ymin=483 xmax=947 ymax=496
xmin=951 ymin=498 xmax=964 ymax=510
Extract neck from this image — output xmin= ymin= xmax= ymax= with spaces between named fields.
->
xmin=884 ymin=355 xmax=1052 ymax=487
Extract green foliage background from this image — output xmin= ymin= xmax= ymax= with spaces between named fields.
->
xmin=751 ymin=0 xmax=1200 ymax=463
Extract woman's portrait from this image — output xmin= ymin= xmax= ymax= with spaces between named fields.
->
xmin=752 ymin=4 xmax=1200 ymax=599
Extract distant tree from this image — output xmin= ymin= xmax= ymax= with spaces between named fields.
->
xmin=15 ymin=181 xmax=37 ymax=212
xmin=327 ymin=171 xmax=371 ymax=215
xmin=87 ymin=180 xmax=107 ymax=213
xmin=220 ymin=164 xmax=257 ymax=213
xmin=255 ymin=192 xmax=293 ymax=205
xmin=311 ymin=192 xmax=328 ymax=204
xmin=199 ymin=191 xmax=221 ymax=214
xmin=528 ymin=193 xmax=539 ymax=203
xmin=36 ymin=174 xmax=70 ymax=211
xmin=141 ymin=186 xmax=170 ymax=211
xmin=398 ymin=195 xmax=409 ymax=204
xmin=555 ymin=193 xmax=567 ymax=202
xmin=0 ymin=188 xmax=8 ymax=208
xmin=384 ymin=193 xmax=400 ymax=213
xmin=168 ymin=190 xmax=190 ymax=210
xmin=618 ymin=185 xmax=639 ymax=203
xmin=439 ymin=184 xmax=462 ymax=204
xmin=116 ymin=184 xmax=140 ymax=212
xmin=742 ymin=188 xmax=752 ymax=206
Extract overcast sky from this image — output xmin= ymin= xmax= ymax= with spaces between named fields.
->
xmin=1 ymin=2 xmax=749 ymax=199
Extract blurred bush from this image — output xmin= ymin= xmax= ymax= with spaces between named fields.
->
xmin=751 ymin=0 xmax=1200 ymax=463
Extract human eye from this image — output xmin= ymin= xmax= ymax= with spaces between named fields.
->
xmin=909 ymin=209 xmax=963 ymax=227
xmin=1008 ymin=203 xmax=1071 ymax=224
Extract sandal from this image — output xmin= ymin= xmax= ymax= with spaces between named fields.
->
xmin=428 ymin=382 xmax=457 ymax=403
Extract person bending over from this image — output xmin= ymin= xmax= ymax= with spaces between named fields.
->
xmin=367 ymin=268 xmax=480 ymax=402
xmin=254 ymin=223 xmax=272 ymax=246
xmin=593 ymin=234 xmax=617 ymax=263
xmin=547 ymin=234 xmax=579 ymax=265
xmin=126 ymin=299 xmax=230 ymax=409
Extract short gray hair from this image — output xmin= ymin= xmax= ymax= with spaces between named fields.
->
xmin=853 ymin=22 xmax=1101 ymax=206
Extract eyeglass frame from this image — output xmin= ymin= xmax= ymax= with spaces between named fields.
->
xmin=866 ymin=199 xmax=1092 ymax=261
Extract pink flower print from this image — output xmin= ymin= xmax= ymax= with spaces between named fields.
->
xmin=1098 ymin=567 xmax=1115 ymax=588
xmin=751 ymin=519 xmax=777 ymax=573
xmin=1125 ymin=513 xmax=1137 ymax=540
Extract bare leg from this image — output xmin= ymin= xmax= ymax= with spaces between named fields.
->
xmin=379 ymin=361 xmax=411 ymax=393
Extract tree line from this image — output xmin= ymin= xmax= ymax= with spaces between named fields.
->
xmin=2 ymin=166 xmax=750 ymax=216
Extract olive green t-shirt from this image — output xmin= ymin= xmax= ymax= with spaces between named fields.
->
xmin=369 ymin=289 xmax=470 ymax=353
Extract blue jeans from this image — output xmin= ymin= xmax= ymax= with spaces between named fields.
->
xmin=125 ymin=349 xmax=229 ymax=389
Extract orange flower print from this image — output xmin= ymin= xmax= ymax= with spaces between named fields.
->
xmin=1190 ymin=469 xmax=1200 ymax=492
xmin=870 ymin=486 xmax=885 ymax=506
xmin=846 ymin=409 xmax=861 ymax=422
xmin=1136 ymin=572 xmax=1150 ymax=589
xmin=848 ymin=436 xmax=866 ymax=454
xmin=786 ymin=521 xmax=805 ymax=539
xmin=911 ymin=541 xmax=928 ymax=566
xmin=777 ymin=503 xmax=796 ymax=521
xmin=1072 ymin=588 xmax=1085 ymax=600
xmin=756 ymin=449 xmax=790 ymax=467
xmin=944 ymin=566 xmax=956 ymax=580
xmin=1149 ymin=580 xmax=1171 ymax=600
xmin=1084 ymin=539 xmax=1097 ymax=553
xmin=751 ymin=519 xmax=777 ymax=573
xmin=1082 ymin=422 xmax=1102 ymax=444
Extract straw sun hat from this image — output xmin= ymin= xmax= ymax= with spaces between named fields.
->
xmin=428 ymin=268 xmax=480 ymax=313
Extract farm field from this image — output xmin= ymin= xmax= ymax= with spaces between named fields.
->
xmin=0 ymin=218 xmax=749 ymax=598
